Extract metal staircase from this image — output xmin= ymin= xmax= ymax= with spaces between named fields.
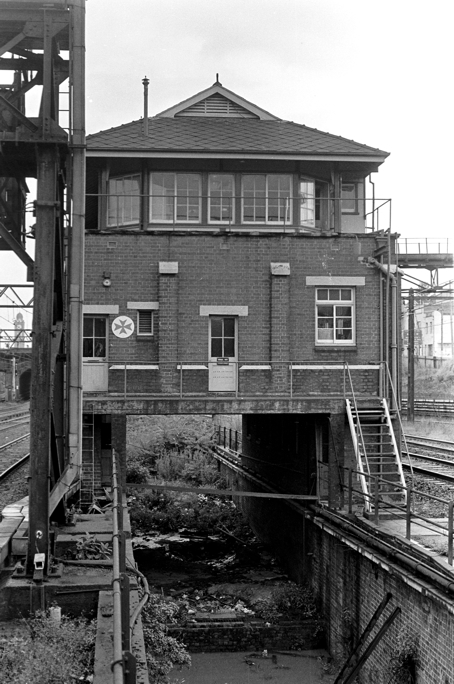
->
xmin=346 ymin=397 xmax=407 ymax=516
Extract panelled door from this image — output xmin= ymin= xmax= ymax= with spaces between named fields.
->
xmin=208 ymin=316 xmax=237 ymax=392
xmin=82 ymin=316 xmax=108 ymax=392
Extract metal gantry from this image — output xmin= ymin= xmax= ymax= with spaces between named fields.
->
xmin=0 ymin=0 xmax=85 ymax=577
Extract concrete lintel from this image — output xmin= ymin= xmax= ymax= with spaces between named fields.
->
xmin=83 ymin=396 xmax=347 ymax=415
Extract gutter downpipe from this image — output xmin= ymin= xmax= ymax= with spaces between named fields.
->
xmin=51 ymin=0 xmax=85 ymax=511
xmin=368 ymin=256 xmax=399 ymax=410
xmin=67 ymin=0 xmax=85 ymax=484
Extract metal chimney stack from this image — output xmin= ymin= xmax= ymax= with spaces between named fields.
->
xmin=142 ymin=76 xmax=149 ymax=136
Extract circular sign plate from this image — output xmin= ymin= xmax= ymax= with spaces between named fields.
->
xmin=112 ymin=315 xmax=134 ymax=339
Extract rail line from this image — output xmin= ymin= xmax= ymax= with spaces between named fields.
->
xmin=402 ymin=399 xmax=454 ymax=418
xmin=401 ymin=434 xmax=454 ymax=485
xmin=0 ymin=433 xmax=30 ymax=453
xmin=0 ymin=452 xmax=30 ymax=483
xmin=0 ymin=417 xmax=30 ymax=434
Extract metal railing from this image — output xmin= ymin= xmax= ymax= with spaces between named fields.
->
xmin=397 ymin=237 xmax=452 ymax=255
xmin=338 ymin=464 xmax=454 ymax=566
xmin=84 ymin=359 xmax=383 ymax=401
xmin=87 ymin=192 xmax=392 ymax=233
xmin=111 ymin=448 xmax=150 ymax=683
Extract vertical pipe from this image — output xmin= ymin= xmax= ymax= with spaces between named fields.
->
xmin=142 ymin=77 xmax=149 ymax=137
xmin=67 ymin=0 xmax=86 ymax=486
xmin=448 ymin=502 xmax=453 ymax=566
xmin=408 ymin=289 xmax=415 ymax=422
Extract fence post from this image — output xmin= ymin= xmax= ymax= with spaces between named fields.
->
xmin=449 ymin=502 xmax=454 ymax=566
xmin=406 ymin=486 xmax=412 ymax=540
xmin=374 ymin=477 xmax=380 ymax=525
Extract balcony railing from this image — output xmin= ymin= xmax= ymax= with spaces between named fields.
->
xmin=397 ymin=237 xmax=451 ymax=255
xmin=83 ymin=359 xmax=384 ymax=401
xmin=86 ymin=193 xmax=392 ymax=234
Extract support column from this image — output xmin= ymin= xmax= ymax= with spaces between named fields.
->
xmin=328 ymin=413 xmax=345 ymax=509
xmin=270 ymin=262 xmax=290 ymax=394
xmin=158 ymin=261 xmax=179 ymax=393
xmin=27 ymin=145 xmax=58 ymax=575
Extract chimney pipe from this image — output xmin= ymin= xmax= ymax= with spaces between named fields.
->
xmin=142 ymin=76 xmax=149 ymax=136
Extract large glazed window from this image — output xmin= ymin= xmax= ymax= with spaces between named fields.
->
xmin=208 ymin=174 xmax=235 ymax=223
xmin=242 ymin=174 xmax=292 ymax=224
xmin=316 ymin=288 xmax=355 ymax=345
xmin=108 ymin=175 xmax=140 ymax=227
xmin=83 ymin=316 xmax=107 ymax=358
xmin=150 ymin=173 xmax=201 ymax=223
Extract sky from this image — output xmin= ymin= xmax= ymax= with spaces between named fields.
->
xmin=1 ymin=0 xmax=453 ymax=330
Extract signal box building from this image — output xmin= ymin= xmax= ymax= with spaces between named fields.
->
xmin=82 ymin=81 xmax=402 ymax=515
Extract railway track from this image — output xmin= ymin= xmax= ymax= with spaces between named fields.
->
xmin=402 ymin=399 xmax=454 ymax=418
xmin=402 ymin=434 xmax=454 ymax=485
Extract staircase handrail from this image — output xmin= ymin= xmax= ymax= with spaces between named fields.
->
xmin=344 ymin=363 xmax=370 ymax=476
xmin=381 ymin=397 xmax=408 ymax=505
xmin=381 ymin=361 xmax=414 ymax=483
xmin=345 ymin=399 xmax=371 ymax=512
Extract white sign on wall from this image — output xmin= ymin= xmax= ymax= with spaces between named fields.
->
xmin=112 ymin=316 xmax=134 ymax=339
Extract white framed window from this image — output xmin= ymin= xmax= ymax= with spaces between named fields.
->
xmin=108 ymin=175 xmax=140 ymax=227
xmin=299 ymin=179 xmax=315 ymax=227
xmin=137 ymin=310 xmax=154 ymax=336
xmin=149 ymin=173 xmax=201 ymax=223
xmin=208 ymin=174 xmax=234 ymax=223
xmin=316 ymin=288 xmax=355 ymax=345
xmin=341 ymin=183 xmax=358 ymax=214
xmin=242 ymin=174 xmax=292 ymax=224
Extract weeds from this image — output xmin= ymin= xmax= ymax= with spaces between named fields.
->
xmin=0 ymin=611 xmax=96 ymax=683
xmin=141 ymin=594 xmax=191 ymax=683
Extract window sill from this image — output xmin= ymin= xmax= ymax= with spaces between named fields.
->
xmin=314 ymin=346 xmax=357 ymax=351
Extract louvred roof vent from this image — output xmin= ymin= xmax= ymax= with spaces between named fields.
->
xmin=176 ymin=93 xmax=259 ymax=118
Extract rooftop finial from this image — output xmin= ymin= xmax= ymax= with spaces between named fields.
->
xmin=215 ymin=73 xmax=222 ymax=86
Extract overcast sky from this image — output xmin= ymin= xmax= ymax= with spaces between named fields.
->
xmin=1 ymin=0 xmax=453 ymax=327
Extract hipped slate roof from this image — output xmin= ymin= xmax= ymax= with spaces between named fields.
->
xmin=87 ymin=83 xmax=389 ymax=160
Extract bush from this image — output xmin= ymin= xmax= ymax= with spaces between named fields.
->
xmin=0 ymin=611 xmax=96 ymax=683
xmin=126 ymin=455 xmax=150 ymax=483
xmin=141 ymin=594 xmax=191 ymax=683
xmin=129 ymin=490 xmax=250 ymax=539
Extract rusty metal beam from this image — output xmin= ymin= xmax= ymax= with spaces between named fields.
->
xmin=0 ymin=221 xmax=34 ymax=270
xmin=0 ymin=93 xmax=38 ymax=130
xmin=26 ymin=144 xmax=58 ymax=576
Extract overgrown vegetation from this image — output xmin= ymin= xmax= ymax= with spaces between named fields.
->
xmin=141 ymin=595 xmax=191 ymax=683
xmin=387 ymin=629 xmax=420 ymax=683
xmin=129 ymin=491 xmax=249 ymax=538
xmin=253 ymin=582 xmax=318 ymax=623
xmin=402 ymin=359 xmax=454 ymax=400
xmin=0 ymin=612 xmax=96 ymax=683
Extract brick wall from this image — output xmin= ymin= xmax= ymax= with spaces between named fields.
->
xmin=310 ymin=519 xmax=454 ymax=683
xmin=84 ymin=232 xmax=385 ymax=397
xmin=220 ymin=460 xmax=454 ymax=682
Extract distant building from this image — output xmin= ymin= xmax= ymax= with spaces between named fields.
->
xmin=403 ymin=295 xmax=454 ymax=361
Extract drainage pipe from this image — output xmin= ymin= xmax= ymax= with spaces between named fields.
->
xmin=367 ymin=257 xmax=403 ymax=408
